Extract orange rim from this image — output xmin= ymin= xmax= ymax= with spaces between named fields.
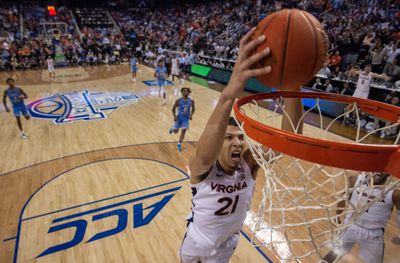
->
xmin=233 ymin=91 xmax=400 ymax=178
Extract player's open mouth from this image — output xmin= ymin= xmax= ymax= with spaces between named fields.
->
xmin=231 ymin=151 xmax=241 ymax=162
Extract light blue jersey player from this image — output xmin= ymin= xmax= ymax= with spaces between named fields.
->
xmin=154 ymin=60 xmax=168 ymax=105
xmin=2 ymin=78 xmax=30 ymax=139
xmin=169 ymin=87 xmax=195 ymax=151
xmin=130 ymin=56 xmax=138 ymax=82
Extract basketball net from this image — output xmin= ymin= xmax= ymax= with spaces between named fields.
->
xmin=235 ymin=93 xmax=400 ymax=262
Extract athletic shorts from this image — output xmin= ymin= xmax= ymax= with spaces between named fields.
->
xmin=341 ymin=224 xmax=384 ymax=263
xmin=172 ymin=117 xmax=189 ymax=130
xmin=13 ymin=104 xmax=29 ymax=117
xmin=352 ymin=89 xmax=369 ymax=99
xmin=158 ymin=79 xmax=166 ymax=86
xmin=180 ymin=233 xmax=239 ymax=263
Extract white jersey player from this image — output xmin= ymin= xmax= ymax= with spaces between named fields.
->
xmin=47 ymin=57 xmax=55 ymax=79
xmin=179 ymin=28 xmax=300 ymax=263
xmin=171 ymin=55 xmax=180 ymax=83
xmin=350 ymin=64 xmax=389 ymax=99
xmin=324 ymin=173 xmax=400 ymax=263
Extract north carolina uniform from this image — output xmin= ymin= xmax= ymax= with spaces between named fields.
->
xmin=353 ymin=72 xmax=372 ymax=99
xmin=47 ymin=59 xmax=55 ymax=73
xmin=172 ymin=98 xmax=192 ymax=130
xmin=130 ymin=58 xmax=138 ymax=72
xmin=180 ymin=160 xmax=255 ymax=262
xmin=155 ymin=66 xmax=167 ymax=86
xmin=5 ymin=87 xmax=29 ymax=117
xmin=342 ymin=175 xmax=394 ymax=263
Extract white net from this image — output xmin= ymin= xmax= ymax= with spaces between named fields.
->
xmin=236 ymin=94 xmax=400 ymax=262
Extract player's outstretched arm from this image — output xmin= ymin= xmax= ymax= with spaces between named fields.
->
xmin=348 ymin=66 xmax=361 ymax=76
xmin=391 ymin=189 xmax=400 ymax=245
xmin=188 ymin=27 xmax=271 ymax=181
xmin=372 ymin=72 xmax=390 ymax=81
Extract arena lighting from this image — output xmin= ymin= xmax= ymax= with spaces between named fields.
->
xmin=48 ymin=5 xmax=57 ymax=16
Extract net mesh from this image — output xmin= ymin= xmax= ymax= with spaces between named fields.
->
xmin=236 ymin=94 xmax=400 ymax=262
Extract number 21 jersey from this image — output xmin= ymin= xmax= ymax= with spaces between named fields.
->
xmin=186 ymin=160 xmax=255 ymax=248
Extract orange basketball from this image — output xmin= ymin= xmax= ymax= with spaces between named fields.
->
xmin=252 ymin=9 xmax=328 ymax=90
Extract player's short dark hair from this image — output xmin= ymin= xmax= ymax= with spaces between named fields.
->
xmin=228 ymin=117 xmax=239 ymax=127
xmin=6 ymin=78 xmax=14 ymax=84
xmin=181 ymin=87 xmax=191 ymax=93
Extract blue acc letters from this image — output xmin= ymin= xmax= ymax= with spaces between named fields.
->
xmin=37 ymin=187 xmax=180 ymax=258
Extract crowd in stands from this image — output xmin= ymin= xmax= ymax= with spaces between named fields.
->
xmin=0 ymin=0 xmax=399 ymax=90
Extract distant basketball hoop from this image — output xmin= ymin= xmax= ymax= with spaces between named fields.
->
xmin=41 ymin=22 xmax=68 ymax=37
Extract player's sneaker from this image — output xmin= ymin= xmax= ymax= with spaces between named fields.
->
xmin=177 ymin=143 xmax=182 ymax=152
xmin=169 ymin=127 xmax=173 ymax=134
xmin=21 ymin=132 xmax=27 ymax=140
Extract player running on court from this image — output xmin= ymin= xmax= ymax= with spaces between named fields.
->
xmin=169 ymin=87 xmax=195 ymax=152
xmin=155 ymin=60 xmax=167 ymax=105
xmin=3 ymin=78 xmax=30 ymax=139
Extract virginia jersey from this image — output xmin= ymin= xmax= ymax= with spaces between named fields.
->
xmin=172 ymin=58 xmax=179 ymax=69
xmin=5 ymin=87 xmax=24 ymax=106
xmin=346 ymin=176 xmax=394 ymax=229
xmin=47 ymin=59 xmax=54 ymax=68
xmin=187 ymin=160 xmax=255 ymax=249
xmin=355 ymin=72 xmax=372 ymax=93
xmin=178 ymin=98 xmax=191 ymax=118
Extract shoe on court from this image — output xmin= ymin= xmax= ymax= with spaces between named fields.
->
xmin=177 ymin=143 xmax=182 ymax=152
xmin=169 ymin=127 xmax=173 ymax=134
xmin=21 ymin=134 xmax=27 ymax=140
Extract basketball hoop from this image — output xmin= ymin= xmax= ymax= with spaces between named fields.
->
xmin=233 ymin=91 xmax=400 ymax=262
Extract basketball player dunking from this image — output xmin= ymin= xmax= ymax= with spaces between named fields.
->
xmin=179 ymin=28 xmax=273 ymax=262
xmin=323 ymin=173 xmax=400 ymax=263
xmin=3 ymin=78 xmax=30 ymax=139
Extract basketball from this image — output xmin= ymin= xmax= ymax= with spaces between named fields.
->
xmin=252 ymin=9 xmax=328 ymax=90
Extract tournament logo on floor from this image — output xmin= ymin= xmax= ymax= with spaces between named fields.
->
xmin=27 ymin=90 xmax=140 ymax=124
xmin=143 ymin=80 xmax=174 ymax=86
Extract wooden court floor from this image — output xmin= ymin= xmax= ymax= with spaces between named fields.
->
xmin=0 ymin=64 xmax=398 ymax=262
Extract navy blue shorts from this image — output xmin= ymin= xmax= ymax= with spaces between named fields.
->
xmin=13 ymin=104 xmax=29 ymax=117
